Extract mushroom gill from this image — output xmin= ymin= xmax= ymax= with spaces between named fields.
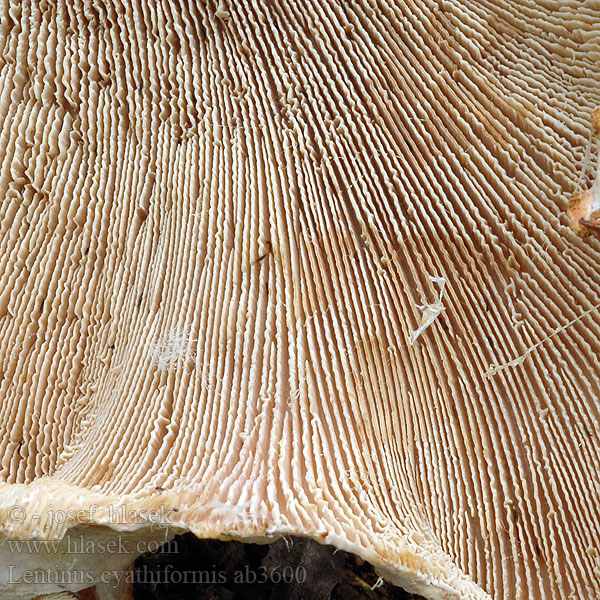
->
xmin=0 ymin=0 xmax=599 ymax=599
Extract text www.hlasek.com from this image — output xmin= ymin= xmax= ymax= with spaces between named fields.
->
xmin=7 ymin=535 xmax=174 ymax=556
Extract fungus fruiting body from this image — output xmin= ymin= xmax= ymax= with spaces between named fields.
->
xmin=0 ymin=1 xmax=599 ymax=599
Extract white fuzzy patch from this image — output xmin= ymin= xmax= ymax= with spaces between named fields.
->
xmin=149 ymin=328 xmax=197 ymax=371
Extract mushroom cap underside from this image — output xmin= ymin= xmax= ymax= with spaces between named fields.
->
xmin=1 ymin=0 xmax=600 ymax=599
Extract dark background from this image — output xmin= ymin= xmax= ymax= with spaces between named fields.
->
xmin=131 ymin=534 xmax=427 ymax=600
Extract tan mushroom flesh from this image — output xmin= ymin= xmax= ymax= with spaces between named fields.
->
xmin=0 ymin=0 xmax=599 ymax=599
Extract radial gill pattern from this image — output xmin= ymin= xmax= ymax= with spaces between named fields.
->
xmin=0 ymin=0 xmax=599 ymax=599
